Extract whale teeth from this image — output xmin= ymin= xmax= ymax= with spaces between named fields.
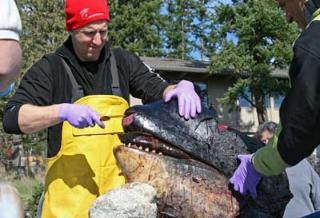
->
xmin=139 ymin=146 xmax=143 ymax=150
xmin=145 ymin=148 xmax=149 ymax=152
xmin=158 ymin=152 xmax=163 ymax=155
xmin=128 ymin=143 xmax=131 ymax=148
xmin=152 ymin=150 xmax=156 ymax=153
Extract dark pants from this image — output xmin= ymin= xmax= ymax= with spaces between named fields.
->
xmin=284 ymin=159 xmax=320 ymax=218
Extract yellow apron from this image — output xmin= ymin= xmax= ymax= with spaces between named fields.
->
xmin=42 ymin=95 xmax=128 ymax=218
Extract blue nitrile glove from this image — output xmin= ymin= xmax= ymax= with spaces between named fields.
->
xmin=58 ymin=103 xmax=105 ymax=129
xmin=230 ymin=154 xmax=262 ymax=199
xmin=164 ymin=80 xmax=201 ymax=120
xmin=0 ymin=83 xmax=15 ymax=97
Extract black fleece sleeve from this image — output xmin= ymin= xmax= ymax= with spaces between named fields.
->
xmin=3 ymin=57 xmax=54 ymax=134
xmin=116 ymin=49 xmax=170 ymax=104
xmin=277 ymin=43 xmax=320 ymax=165
xmin=3 ymin=103 xmax=23 ymax=134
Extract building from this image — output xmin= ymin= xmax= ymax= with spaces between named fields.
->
xmin=129 ymin=57 xmax=289 ymax=132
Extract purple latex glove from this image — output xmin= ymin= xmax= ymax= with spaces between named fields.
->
xmin=164 ymin=80 xmax=201 ymax=119
xmin=229 ymin=154 xmax=262 ymax=199
xmin=58 ymin=103 xmax=105 ymax=129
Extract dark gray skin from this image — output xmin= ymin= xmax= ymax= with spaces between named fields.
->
xmin=120 ymin=100 xmax=292 ymax=217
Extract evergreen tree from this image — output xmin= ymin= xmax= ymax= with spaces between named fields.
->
xmin=163 ymin=0 xmax=192 ymax=59
xmin=108 ymin=0 xmax=164 ymax=57
xmin=209 ymin=0 xmax=299 ymax=123
xmin=18 ymin=0 xmax=66 ymax=71
xmin=190 ymin=0 xmax=216 ymax=60
xmin=162 ymin=0 xmax=215 ymax=60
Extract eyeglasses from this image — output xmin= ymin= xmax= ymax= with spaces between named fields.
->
xmin=77 ymin=28 xmax=108 ymax=39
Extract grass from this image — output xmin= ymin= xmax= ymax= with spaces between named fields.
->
xmin=12 ymin=177 xmax=42 ymax=207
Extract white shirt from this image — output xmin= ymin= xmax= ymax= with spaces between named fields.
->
xmin=0 ymin=0 xmax=22 ymax=41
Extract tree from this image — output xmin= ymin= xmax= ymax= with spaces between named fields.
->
xmin=162 ymin=0 xmax=209 ymax=60
xmin=18 ymin=0 xmax=66 ymax=71
xmin=162 ymin=0 xmax=194 ymax=59
xmin=189 ymin=0 xmax=216 ymax=61
xmin=209 ymin=0 xmax=299 ymax=123
xmin=108 ymin=0 xmax=164 ymax=57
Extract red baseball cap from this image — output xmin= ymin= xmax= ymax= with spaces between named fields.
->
xmin=65 ymin=0 xmax=110 ymax=31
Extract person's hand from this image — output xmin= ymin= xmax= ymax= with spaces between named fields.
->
xmin=230 ymin=154 xmax=262 ymax=199
xmin=164 ymin=80 xmax=201 ymax=119
xmin=58 ymin=103 xmax=105 ymax=129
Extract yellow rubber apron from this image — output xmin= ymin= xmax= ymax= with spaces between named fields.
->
xmin=42 ymin=95 xmax=128 ymax=218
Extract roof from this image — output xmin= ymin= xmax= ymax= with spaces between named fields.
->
xmin=140 ymin=56 xmax=289 ymax=79
xmin=141 ymin=57 xmax=210 ymax=74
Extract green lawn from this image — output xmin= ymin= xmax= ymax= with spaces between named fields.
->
xmin=13 ymin=177 xmax=42 ymax=207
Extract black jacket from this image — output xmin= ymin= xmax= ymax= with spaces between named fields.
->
xmin=277 ymin=21 xmax=320 ymax=165
xmin=3 ymin=37 xmax=169 ymax=157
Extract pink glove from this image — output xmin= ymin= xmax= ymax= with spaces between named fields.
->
xmin=58 ymin=103 xmax=105 ymax=129
xmin=230 ymin=154 xmax=262 ymax=199
xmin=164 ymin=80 xmax=201 ymax=119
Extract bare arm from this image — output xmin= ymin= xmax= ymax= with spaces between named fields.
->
xmin=18 ymin=103 xmax=105 ymax=134
xmin=18 ymin=104 xmax=62 ymax=134
xmin=0 ymin=40 xmax=22 ymax=90
xmin=162 ymin=85 xmax=176 ymax=99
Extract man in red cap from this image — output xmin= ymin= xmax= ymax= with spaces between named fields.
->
xmin=3 ymin=0 xmax=201 ymax=217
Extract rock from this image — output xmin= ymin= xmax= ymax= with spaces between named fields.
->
xmin=0 ymin=182 xmax=24 ymax=218
xmin=89 ymin=182 xmax=157 ymax=218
